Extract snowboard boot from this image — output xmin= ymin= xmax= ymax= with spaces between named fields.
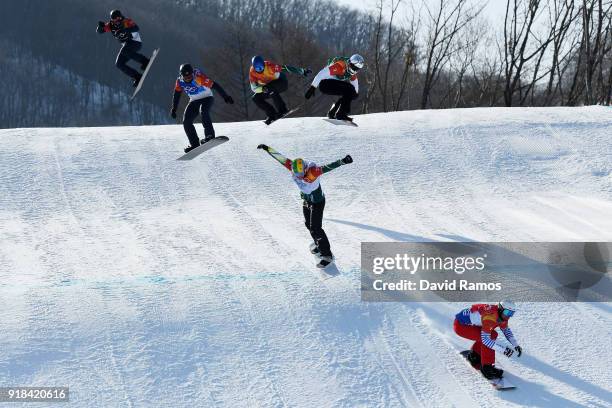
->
xmin=264 ymin=112 xmax=279 ymax=125
xmin=309 ymin=242 xmax=321 ymax=255
xmin=481 ymin=364 xmax=503 ymax=379
xmin=327 ymin=102 xmax=341 ymax=119
xmin=184 ymin=144 xmax=199 ymax=153
xmin=317 ymin=255 xmax=334 ymax=269
xmin=132 ymin=73 xmax=143 ymax=88
xmin=335 ymin=112 xmax=353 ymax=122
xmin=200 ymin=135 xmax=215 ymax=144
xmin=466 ymin=350 xmax=481 ymax=367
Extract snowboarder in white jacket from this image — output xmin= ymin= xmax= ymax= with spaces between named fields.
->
xmin=304 ymin=54 xmax=364 ymax=121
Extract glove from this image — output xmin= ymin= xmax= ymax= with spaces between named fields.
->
xmin=503 ymin=347 xmax=514 ymax=358
xmin=257 ymin=144 xmax=269 ymax=151
xmin=302 ymin=68 xmax=312 ymax=77
xmin=262 ymin=86 xmax=272 ymax=95
xmin=342 ymin=155 xmax=353 ymax=164
xmin=224 ymin=95 xmax=234 ymax=104
xmin=514 ymin=345 xmax=522 ymax=357
xmin=305 ymin=86 xmax=316 ymax=99
xmin=170 ymin=108 xmax=177 ymax=119
xmin=97 ymin=21 xmax=105 ymax=33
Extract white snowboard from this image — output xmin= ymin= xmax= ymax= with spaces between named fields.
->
xmin=177 ymin=136 xmax=229 ymax=161
xmin=131 ymin=48 xmax=160 ymax=100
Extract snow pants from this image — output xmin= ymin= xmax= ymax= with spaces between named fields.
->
xmin=252 ymin=73 xmax=289 ymax=117
xmin=183 ymin=97 xmax=215 ymax=147
xmin=318 ymin=79 xmax=357 ymax=116
xmin=115 ymin=40 xmax=149 ymax=79
xmin=453 ymin=319 xmax=498 ymax=365
xmin=303 ymin=199 xmax=332 ymax=257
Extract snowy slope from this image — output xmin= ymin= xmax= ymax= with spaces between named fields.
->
xmin=0 ymin=106 xmax=610 ymax=407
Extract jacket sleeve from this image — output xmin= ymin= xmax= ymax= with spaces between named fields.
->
xmin=311 ymin=65 xmax=333 ymax=88
xmin=212 ymin=82 xmax=229 ymax=98
xmin=501 ymin=327 xmax=518 ymax=347
xmin=350 ymin=77 xmax=359 ymax=94
xmin=265 ymin=147 xmax=292 ymax=170
xmin=172 ymin=80 xmax=182 ymax=110
xmin=281 ymin=64 xmax=306 ymax=75
xmin=321 ymin=159 xmax=345 ymax=174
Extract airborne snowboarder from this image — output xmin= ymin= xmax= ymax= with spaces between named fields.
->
xmin=171 ymin=64 xmax=234 ymax=153
xmin=249 ymin=56 xmax=311 ymax=124
xmin=304 ymin=54 xmax=364 ymax=122
xmin=97 ymin=9 xmax=150 ymax=87
xmin=454 ymin=301 xmax=523 ymax=379
xmin=257 ymin=144 xmax=352 ymax=268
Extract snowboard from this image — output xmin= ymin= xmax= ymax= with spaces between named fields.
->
xmin=131 ymin=48 xmax=160 ymax=100
xmin=459 ymin=351 xmax=516 ymax=390
xmin=265 ymin=107 xmax=300 ymax=125
xmin=177 ymin=136 xmax=229 ymax=161
xmin=323 ymin=118 xmax=358 ymax=127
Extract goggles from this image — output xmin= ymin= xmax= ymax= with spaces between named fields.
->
xmin=501 ymin=308 xmax=515 ymax=318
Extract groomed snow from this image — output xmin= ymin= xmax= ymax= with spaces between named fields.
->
xmin=0 ymin=106 xmax=610 ymax=407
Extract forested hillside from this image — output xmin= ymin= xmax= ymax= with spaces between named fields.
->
xmin=2 ymin=0 xmax=610 ymax=128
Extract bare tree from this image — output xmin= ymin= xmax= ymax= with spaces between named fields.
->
xmin=502 ymin=0 xmax=557 ymax=106
xmin=544 ymin=0 xmax=581 ymax=104
xmin=419 ymin=0 xmax=483 ymax=109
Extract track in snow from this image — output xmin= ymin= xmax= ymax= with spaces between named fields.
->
xmin=0 ymin=107 xmax=610 ymax=407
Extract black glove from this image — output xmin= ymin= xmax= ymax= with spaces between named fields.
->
xmin=262 ymin=86 xmax=272 ymax=95
xmin=224 ymin=95 xmax=234 ymax=104
xmin=257 ymin=144 xmax=269 ymax=151
xmin=503 ymin=347 xmax=514 ymax=358
xmin=342 ymin=155 xmax=353 ymax=164
xmin=305 ymin=86 xmax=316 ymax=99
xmin=302 ymin=68 xmax=312 ymax=77
xmin=170 ymin=108 xmax=177 ymax=119
xmin=97 ymin=21 xmax=105 ymax=33
xmin=514 ymin=345 xmax=522 ymax=357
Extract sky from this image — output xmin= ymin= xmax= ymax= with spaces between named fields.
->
xmin=332 ymin=0 xmax=507 ymax=24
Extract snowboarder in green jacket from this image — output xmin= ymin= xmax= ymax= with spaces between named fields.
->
xmin=258 ymin=144 xmax=352 ymax=268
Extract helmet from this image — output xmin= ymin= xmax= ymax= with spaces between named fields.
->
xmin=110 ymin=9 xmax=123 ymax=20
xmin=179 ymin=63 xmax=194 ymax=79
xmin=252 ymin=55 xmax=265 ymax=73
xmin=348 ymin=54 xmax=365 ymax=74
xmin=499 ymin=301 xmax=517 ymax=319
xmin=292 ymin=158 xmax=305 ymax=177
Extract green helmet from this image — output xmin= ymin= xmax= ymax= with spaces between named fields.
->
xmin=292 ymin=158 xmax=305 ymax=177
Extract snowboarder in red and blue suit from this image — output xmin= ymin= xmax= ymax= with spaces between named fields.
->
xmin=97 ymin=10 xmax=149 ymax=87
xmin=171 ymin=64 xmax=234 ymax=153
xmin=454 ymin=301 xmax=522 ymax=379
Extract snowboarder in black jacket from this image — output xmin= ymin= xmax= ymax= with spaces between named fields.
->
xmin=97 ymin=10 xmax=149 ymax=87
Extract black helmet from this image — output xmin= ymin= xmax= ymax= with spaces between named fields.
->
xmin=179 ymin=63 xmax=194 ymax=78
xmin=110 ymin=9 xmax=123 ymax=19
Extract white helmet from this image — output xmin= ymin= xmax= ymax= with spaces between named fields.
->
xmin=499 ymin=301 xmax=517 ymax=318
xmin=348 ymin=54 xmax=365 ymax=73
